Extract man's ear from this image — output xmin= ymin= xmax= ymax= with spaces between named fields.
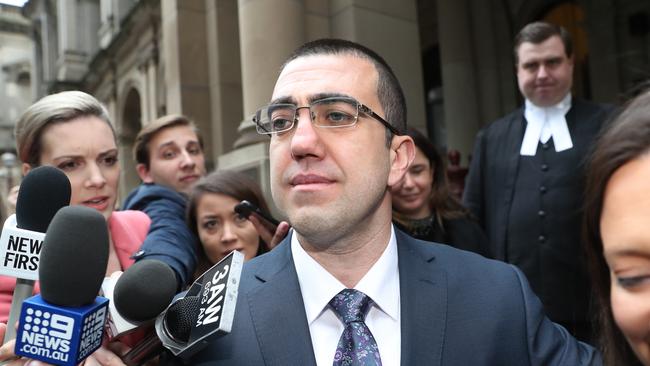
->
xmin=21 ymin=163 xmax=32 ymax=177
xmin=387 ymin=135 xmax=415 ymax=188
xmin=136 ymin=163 xmax=154 ymax=184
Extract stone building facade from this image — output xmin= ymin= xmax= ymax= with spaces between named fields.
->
xmin=15 ymin=0 xmax=650 ymax=206
xmin=0 ymin=3 xmax=32 ymax=215
xmin=0 ymin=3 xmax=32 ymax=154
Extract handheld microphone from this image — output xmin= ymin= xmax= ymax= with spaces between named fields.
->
xmin=0 ymin=166 xmax=71 ymax=342
xmin=122 ymin=250 xmax=244 ymax=365
xmin=102 ymin=259 xmax=177 ymax=341
xmin=14 ymin=206 xmax=110 ymax=366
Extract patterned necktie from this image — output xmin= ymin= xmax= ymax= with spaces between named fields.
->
xmin=330 ymin=289 xmax=382 ymax=366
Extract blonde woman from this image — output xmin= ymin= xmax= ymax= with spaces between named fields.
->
xmin=0 ymin=91 xmax=150 ymax=366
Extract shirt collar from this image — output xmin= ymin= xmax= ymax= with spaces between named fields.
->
xmin=291 ymin=226 xmax=400 ymax=324
xmin=525 ymin=93 xmax=572 ymax=114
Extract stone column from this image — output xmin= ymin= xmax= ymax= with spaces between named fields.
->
xmin=583 ymin=0 xmax=619 ymax=103
xmin=23 ymin=0 xmax=56 ymax=98
xmin=161 ymin=0 xmax=214 ymax=166
xmin=145 ymin=59 xmax=158 ymax=122
xmin=205 ymin=0 xmax=243 ymax=157
xmin=469 ymin=0 xmax=512 ymax=125
xmin=56 ymin=0 xmax=86 ymax=81
xmin=437 ymin=0 xmax=481 ymax=158
xmin=235 ymin=0 xmax=306 ymax=147
xmin=329 ymin=0 xmax=427 ymax=132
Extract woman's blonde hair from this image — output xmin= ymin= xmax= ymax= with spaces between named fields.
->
xmin=15 ymin=91 xmax=114 ymax=165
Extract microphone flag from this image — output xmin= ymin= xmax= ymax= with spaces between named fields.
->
xmin=15 ymin=295 xmax=109 ymax=366
xmin=157 ymin=250 xmax=244 ymax=359
xmin=0 ymin=214 xmax=45 ymax=279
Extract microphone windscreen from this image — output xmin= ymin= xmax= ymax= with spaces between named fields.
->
xmin=15 ymin=166 xmax=71 ymax=232
xmin=165 ymin=296 xmax=200 ymax=343
xmin=39 ymin=206 xmax=109 ymax=307
xmin=114 ymin=259 xmax=177 ymax=322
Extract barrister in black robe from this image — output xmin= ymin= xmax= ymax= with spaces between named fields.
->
xmin=463 ymin=22 xmax=614 ymax=342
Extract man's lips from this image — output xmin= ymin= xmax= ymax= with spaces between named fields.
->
xmin=290 ymin=174 xmax=334 ymax=186
xmin=180 ymin=174 xmax=200 ymax=182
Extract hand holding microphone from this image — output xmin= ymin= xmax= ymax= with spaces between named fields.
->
xmin=234 ymin=200 xmax=290 ymax=249
xmin=102 ymin=259 xmax=177 ymax=342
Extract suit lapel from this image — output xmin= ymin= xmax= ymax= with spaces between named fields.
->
xmin=246 ymin=237 xmax=317 ymax=366
xmin=495 ymin=109 xmax=525 ymax=259
xmin=397 ymin=231 xmax=448 ymax=365
xmin=503 ymin=109 xmax=525 ymax=180
xmin=247 ymin=231 xmax=452 ymax=365
xmin=564 ymin=99 xmax=593 ymax=158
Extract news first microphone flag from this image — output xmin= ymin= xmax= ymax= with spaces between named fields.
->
xmin=0 ymin=214 xmax=43 ymax=279
xmin=15 ymin=206 xmax=110 ymax=366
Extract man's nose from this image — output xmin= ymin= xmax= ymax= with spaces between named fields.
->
xmin=289 ymin=108 xmax=325 ymax=160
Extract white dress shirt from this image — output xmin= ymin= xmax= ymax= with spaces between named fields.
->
xmin=291 ymin=226 xmax=401 ymax=366
xmin=520 ymin=93 xmax=573 ymax=156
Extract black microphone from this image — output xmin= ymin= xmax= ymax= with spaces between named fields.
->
xmin=102 ymin=259 xmax=177 ymax=341
xmin=14 ymin=206 xmax=110 ymax=366
xmin=0 ymin=166 xmax=71 ymax=342
xmin=122 ymin=250 xmax=244 ymax=365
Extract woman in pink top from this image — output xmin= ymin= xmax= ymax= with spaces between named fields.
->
xmin=0 ymin=91 xmax=150 ymax=366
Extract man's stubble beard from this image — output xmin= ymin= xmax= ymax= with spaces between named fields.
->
xmin=273 ymin=184 xmax=388 ymax=251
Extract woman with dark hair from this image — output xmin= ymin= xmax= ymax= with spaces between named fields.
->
xmin=390 ymin=128 xmax=489 ymax=257
xmin=187 ymin=170 xmax=289 ymax=275
xmin=584 ymin=89 xmax=650 ymax=366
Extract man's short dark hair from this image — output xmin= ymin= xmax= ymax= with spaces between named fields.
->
xmin=514 ymin=22 xmax=573 ymax=64
xmin=133 ymin=114 xmax=203 ymax=168
xmin=281 ymin=39 xmax=407 ymax=137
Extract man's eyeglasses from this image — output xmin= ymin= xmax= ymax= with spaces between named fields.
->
xmin=253 ymin=96 xmax=401 ymax=136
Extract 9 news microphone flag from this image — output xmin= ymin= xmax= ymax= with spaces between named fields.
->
xmin=15 ymin=295 xmax=108 ymax=365
xmin=15 ymin=206 xmax=110 ymax=366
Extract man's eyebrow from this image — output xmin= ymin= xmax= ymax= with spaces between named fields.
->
xmin=544 ymin=56 xmax=563 ymax=63
xmin=269 ymin=96 xmax=296 ymax=105
xmin=307 ymin=92 xmax=352 ymax=103
xmin=269 ymin=92 xmax=354 ymax=106
xmin=155 ymin=141 xmax=178 ymax=151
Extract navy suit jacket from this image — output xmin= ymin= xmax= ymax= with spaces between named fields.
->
xmin=180 ymin=229 xmax=600 ymax=365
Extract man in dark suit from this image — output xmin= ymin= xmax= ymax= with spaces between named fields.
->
xmin=184 ymin=39 xmax=600 ymax=365
xmin=463 ymin=22 xmax=612 ymax=342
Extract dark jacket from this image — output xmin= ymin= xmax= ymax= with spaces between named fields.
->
xmin=462 ymin=98 xmax=613 ymax=325
xmin=393 ymin=216 xmax=490 ymax=257
xmin=172 ymin=229 xmax=600 ymax=365
xmin=123 ymin=184 xmax=199 ymax=288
